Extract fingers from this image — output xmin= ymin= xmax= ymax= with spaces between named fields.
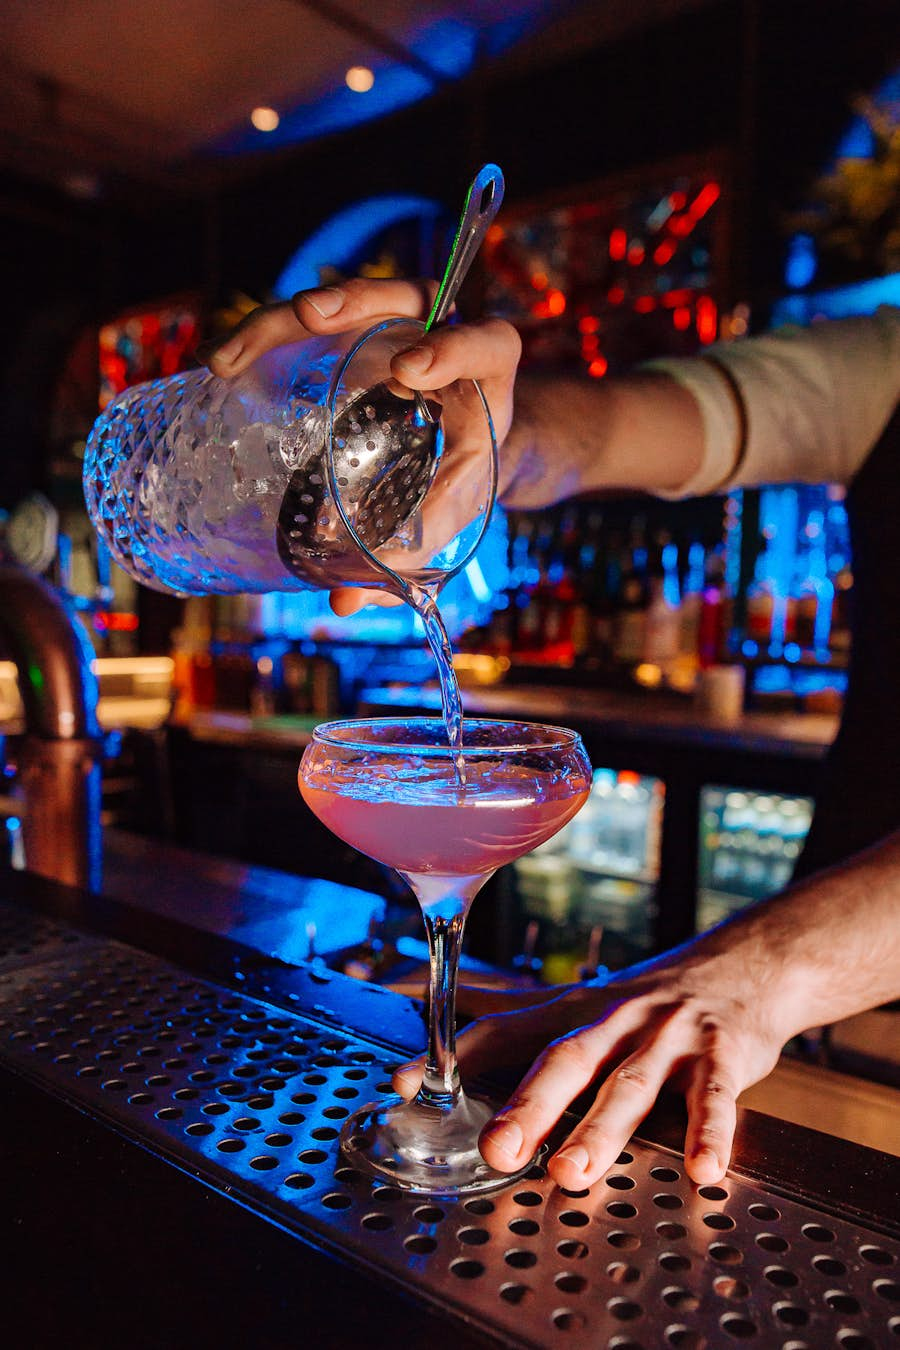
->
xmin=204 ymin=302 xmax=311 ymax=377
xmin=544 ymin=1007 xmax=689 ymax=1189
xmin=390 ymin=319 xmax=521 ymax=395
xmin=329 ymin=587 xmax=403 ymax=616
xmin=203 ymin=278 xmax=437 ymax=379
xmin=683 ymin=1054 xmax=739 ymax=1184
xmin=294 ymin=277 xmax=437 ymax=333
xmin=478 ymin=1009 xmax=638 ymax=1175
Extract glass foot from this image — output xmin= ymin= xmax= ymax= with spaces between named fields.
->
xmin=340 ymin=1091 xmax=537 ymax=1196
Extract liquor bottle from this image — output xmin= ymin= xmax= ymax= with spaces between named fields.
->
xmin=642 ymin=532 xmax=681 ymax=667
xmin=612 ymin=521 xmax=649 ymax=666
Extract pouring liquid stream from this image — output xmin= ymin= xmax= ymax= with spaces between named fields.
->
xmin=405 ymin=581 xmax=467 ymax=790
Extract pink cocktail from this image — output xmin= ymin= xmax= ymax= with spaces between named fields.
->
xmin=298 ymin=717 xmax=592 ymax=1195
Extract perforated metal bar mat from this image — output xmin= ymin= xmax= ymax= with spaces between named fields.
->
xmin=2 ymin=911 xmax=899 ymax=1349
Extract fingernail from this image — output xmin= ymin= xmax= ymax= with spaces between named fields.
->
xmin=481 ymin=1119 xmax=523 ymax=1158
xmin=692 ymin=1146 xmax=720 ymax=1171
xmin=394 ymin=1062 xmax=418 ymax=1081
xmin=208 ymin=338 xmax=243 ymax=366
xmin=553 ymin=1145 xmax=589 ymax=1174
xmin=295 ymin=287 xmax=344 ymax=318
xmin=394 ymin=345 xmax=434 ymax=375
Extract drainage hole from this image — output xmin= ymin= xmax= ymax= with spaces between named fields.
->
xmin=505 ymin=1249 xmax=537 ymax=1269
xmin=860 ymin=1246 xmax=893 ymax=1266
xmin=663 ymin=1288 xmax=699 ymax=1313
xmin=450 ymin=1259 xmax=484 ymax=1280
xmin=720 ymin=1314 xmax=757 ymax=1339
xmin=458 ymin=1227 xmax=490 ymax=1246
xmin=801 ymin=1223 xmax=835 ymax=1243
xmin=667 ymin=1329 xmax=704 ymax=1348
xmin=509 ymin=1219 xmax=539 ymax=1237
xmin=551 ymin=1309 xmax=586 ymax=1332
xmin=404 ymin=1235 xmax=436 ymax=1255
xmin=156 ymin=1106 xmax=182 ymax=1120
xmin=247 ymin=1094 xmax=274 ymax=1110
xmin=837 ymin=1336 xmax=876 ymax=1350
xmin=512 ymin=1190 xmax=542 ymax=1207
xmin=699 ymin=1185 xmax=728 ymax=1201
xmin=185 ymin=1123 xmax=214 ymax=1137
xmin=650 ymin=1167 xmax=680 ymax=1183
xmin=291 ymin=1092 xmax=316 ymax=1105
xmin=362 ymin=1213 xmax=393 ymax=1232
xmin=713 ymin=1275 xmax=749 ymax=1300
xmin=608 ymin=1231 xmax=641 ymax=1250
xmin=764 ymin=1265 xmax=798 ymax=1287
xmin=174 ymin=1088 xmax=199 ymax=1101
xmin=202 ymin=1102 xmax=229 ymax=1116
xmin=233 ymin=1117 xmax=261 ymax=1132
xmin=413 ymin=1206 xmax=444 ymax=1224
xmin=659 ymin=1253 xmax=691 ymax=1273
xmin=278 ymin=1112 xmax=305 ymax=1126
xmin=555 ymin=1273 xmax=587 ymax=1294
xmin=323 ymin=1107 xmax=349 ymax=1120
xmin=464 ymin=1198 xmax=494 ymax=1216
xmin=284 ymin=1173 xmax=314 ymax=1190
xmin=756 ymin=1233 xmax=789 ymax=1253
xmin=558 ymin=1240 xmax=589 ymax=1261
xmin=311 ymin=1127 xmax=338 ymax=1142
xmin=321 ymin=1193 xmax=352 ymax=1210
xmin=128 ymin=1093 xmax=154 ymax=1106
xmin=608 ymin=1297 xmax=642 ymax=1320
xmin=298 ymin=1149 xmax=328 ymax=1165
xmin=607 ymin=1261 xmax=640 ymax=1284
xmin=606 ymin=1174 xmax=636 ymax=1190
xmin=653 ymin=1193 xmax=683 ymax=1210
xmin=559 ymin=1210 xmax=589 ymax=1228
xmin=217 ymin=1139 xmax=245 ymax=1153
xmin=264 ymin=1133 xmax=292 ymax=1147
xmin=334 ymin=1087 xmax=359 ymax=1100
xmin=708 ymin=1244 xmax=743 ymax=1265
xmin=812 ymin=1255 xmax=846 ymax=1276
xmin=608 ymin=1202 xmax=637 ymax=1219
xmin=657 ymin=1222 xmax=687 ymax=1241
xmin=748 ymin=1202 xmax=779 ymax=1221
xmin=704 ymin=1213 xmax=735 ymax=1230
xmin=499 ymin=1283 xmax=531 ymax=1305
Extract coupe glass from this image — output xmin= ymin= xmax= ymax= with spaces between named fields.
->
xmin=298 ymin=717 xmax=592 ymax=1194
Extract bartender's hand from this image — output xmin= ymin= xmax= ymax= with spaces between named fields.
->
xmin=393 ymin=939 xmax=793 ymax=1189
xmin=201 ymin=281 xmax=522 ymax=613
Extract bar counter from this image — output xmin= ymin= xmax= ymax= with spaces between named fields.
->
xmin=3 ymin=860 xmax=899 ymax=1348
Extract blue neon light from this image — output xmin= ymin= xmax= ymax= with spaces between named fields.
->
xmin=773 ymin=273 xmax=900 ymax=327
xmin=274 ymin=195 xmax=441 ymax=297
xmin=784 ymin=233 xmax=818 ymax=290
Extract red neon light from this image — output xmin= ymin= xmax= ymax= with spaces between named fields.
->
xmin=607 ymin=285 xmax=625 ymax=305
xmin=609 ymin=228 xmax=627 ymax=261
xmin=531 ymin=271 xmax=548 ymax=291
xmin=486 ymin=224 xmax=505 ymax=244
xmin=633 ymin=295 xmax=656 ymax=313
xmin=673 ymin=306 xmax=691 ymax=331
xmin=588 ymin=356 xmax=608 ymax=378
xmin=689 ymin=182 xmax=720 ymax=220
xmin=546 ymin=288 xmax=566 ymax=317
xmin=578 ymin=315 xmax=600 ymax=334
xmin=581 ymin=334 xmax=600 ymax=356
xmin=661 ymin=288 xmax=693 ymax=309
xmin=696 ymin=296 xmax=718 ymax=344
xmin=668 ymin=214 xmax=694 ymax=237
xmin=94 ymin=611 xmax=139 ymax=633
xmin=627 ymin=243 xmax=645 ymax=266
xmin=653 ymin=240 xmax=676 ymax=266
xmin=668 ymin=191 xmax=687 ymax=211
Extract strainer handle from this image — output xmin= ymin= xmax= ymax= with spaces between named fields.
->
xmin=425 ymin=164 xmax=505 ymax=332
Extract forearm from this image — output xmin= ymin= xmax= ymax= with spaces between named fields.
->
xmin=696 ymin=829 xmax=900 ymax=1036
xmin=500 ymin=370 xmax=706 ymax=506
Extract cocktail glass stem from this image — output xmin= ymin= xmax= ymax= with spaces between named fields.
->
xmin=418 ymin=905 xmax=467 ymax=1109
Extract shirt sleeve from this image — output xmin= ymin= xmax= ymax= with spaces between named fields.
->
xmin=642 ymin=304 xmax=900 ymax=497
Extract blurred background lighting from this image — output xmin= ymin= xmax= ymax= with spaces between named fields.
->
xmin=345 ymin=66 xmax=375 ymax=93
xmin=250 ymin=106 xmax=280 ymax=132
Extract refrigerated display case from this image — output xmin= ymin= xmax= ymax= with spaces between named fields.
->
xmin=697 ymin=785 xmax=814 ymax=931
xmin=510 ymin=767 xmax=664 ymax=979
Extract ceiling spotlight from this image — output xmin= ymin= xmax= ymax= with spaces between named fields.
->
xmin=345 ymin=66 xmax=375 ymax=93
xmin=251 ymin=106 xmax=280 ymax=132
